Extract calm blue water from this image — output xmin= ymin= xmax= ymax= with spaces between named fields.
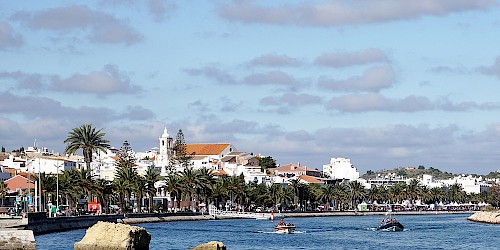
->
xmin=36 ymin=214 xmax=498 ymax=249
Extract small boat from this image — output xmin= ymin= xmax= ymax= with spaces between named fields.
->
xmin=274 ymin=219 xmax=296 ymax=234
xmin=377 ymin=219 xmax=404 ymax=231
xmin=377 ymin=210 xmax=404 ymax=231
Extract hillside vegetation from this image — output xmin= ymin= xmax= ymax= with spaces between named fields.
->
xmin=361 ymin=166 xmax=458 ymax=180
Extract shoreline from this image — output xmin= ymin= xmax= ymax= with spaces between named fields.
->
xmin=467 ymin=210 xmax=500 ymax=224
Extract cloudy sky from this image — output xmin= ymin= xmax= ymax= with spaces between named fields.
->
xmin=2 ymin=0 xmax=500 ymax=175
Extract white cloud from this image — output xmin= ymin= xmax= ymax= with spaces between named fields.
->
xmin=315 ymin=48 xmax=388 ymax=67
xmin=318 ymin=65 xmax=396 ymax=92
xmin=325 ymin=93 xmax=500 ymax=112
xmin=217 ymin=0 xmax=498 ymax=26
xmin=247 ymin=54 xmax=302 ymax=67
xmin=13 ymin=5 xmax=142 ymax=45
xmin=51 ymin=65 xmax=141 ymax=95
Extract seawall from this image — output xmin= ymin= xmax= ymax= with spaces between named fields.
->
xmin=25 ymin=212 xmax=208 ymax=235
xmin=467 ymin=210 xmax=500 ymax=224
xmin=26 ymin=212 xmax=123 ymax=235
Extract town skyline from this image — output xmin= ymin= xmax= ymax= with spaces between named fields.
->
xmin=2 ymin=1 xmax=500 ymax=175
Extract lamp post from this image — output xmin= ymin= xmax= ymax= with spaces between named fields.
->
xmin=38 ymin=159 xmax=42 ymax=212
xmin=56 ymin=163 xmax=61 ymax=214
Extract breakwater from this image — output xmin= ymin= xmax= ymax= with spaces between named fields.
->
xmin=467 ymin=210 xmax=500 ymax=224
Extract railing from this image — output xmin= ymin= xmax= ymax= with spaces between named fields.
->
xmin=208 ymin=205 xmax=274 ymax=219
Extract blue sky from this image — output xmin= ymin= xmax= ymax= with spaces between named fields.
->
xmin=2 ymin=0 xmax=500 ymax=175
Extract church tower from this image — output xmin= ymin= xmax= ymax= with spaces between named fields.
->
xmin=158 ymin=127 xmax=173 ymax=175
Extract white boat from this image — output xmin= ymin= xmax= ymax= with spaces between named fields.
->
xmin=274 ymin=220 xmax=296 ymax=234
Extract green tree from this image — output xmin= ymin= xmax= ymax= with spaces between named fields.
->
xmin=258 ymin=156 xmax=277 ymax=173
xmin=172 ymin=129 xmax=193 ymax=170
xmin=406 ymin=179 xmax=421 ymax=204
xmin=347 ymin=181 xmax=366 ymax=210
xmin=196 ymin=168 xmax=215 ymax=212
xmin=447 ymin=183 xmax=465 ymax=203
xmin=114 ymin=141 xmax=139 ymax=213
xmin=144 ymin=168 xmax=162 ymax=213
xmin=94 ymin=178 xmax=113 ymax=214
xmin=179 ymin=166 xmax=198 ymax=211
xmin=64 ymin=124 xmax=110 ymax=172
xmin=164 ymin=174 xmax=183 ymax=211
xmin=0 ymin=181 xmax=8 ymax=206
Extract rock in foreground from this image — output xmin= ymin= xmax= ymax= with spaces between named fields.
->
xmin=191 ymin=241 xmax=226 ymax=250
xmin=74 ymin=221 xmax=151 ymax=250
xmin=467 ymin=211 xmax=500 ymax=224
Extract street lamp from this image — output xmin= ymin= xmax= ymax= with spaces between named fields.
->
xmin=56 ymin=163 xmax=62 ymax=215
xmin=38 ymin=159 xmax=42 ymax=212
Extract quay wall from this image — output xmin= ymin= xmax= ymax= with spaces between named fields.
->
xmin=25 ymin=212 xmax=206 ymax=235
xmin=26 ymin=212 xmax=123 ymax=235
xmin=467 ymin=210 xmax=500 ymax=224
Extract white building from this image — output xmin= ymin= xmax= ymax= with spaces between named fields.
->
xmin=220 ymin=152 xmax=267 ymax=184
xmin=2 ymin=155 xmax=77 ymax=174
xmin=440 ymin=175 xmax=491 ymax=194
xmin=322 ymin=157 xmax=360 ymax=181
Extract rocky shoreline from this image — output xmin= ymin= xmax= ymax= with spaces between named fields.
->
xmin=467 ymin=211 xmax=500 ymax=224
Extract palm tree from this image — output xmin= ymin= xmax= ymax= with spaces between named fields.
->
xmin=447 ymin=183 xmax=465 ymax=203
xmin=164 ymin=174 xmax=183 ymax=212
xmin=113 ymin=178 xmax=129 ymax=213
xmin=347 ymin=181 xmax=366 ymax=210
xmin=132 ymin=176 xmax=146 ymax=213
xmin=210 ymin=178 xmax=228 ymax=210
xmin=145 ymin=168 xmax=162 ymax=213
xmin=0 ymin=181 xmax=9 ymax=206
xmin=318 ymin=184 xmax=336 ymax=209
xmin=406 ymin=179 xmax=421 ymax=204
xmin=429 ymin=187 xmax=446 ymax=205
xmin=196 ymin=168 xmax=214 ymax=212
xmin=114 ymin=141 xmax=139 ymax=213
xmin=180 ymin=166 xmax=199 ymax=211
xmin=333 ymin=184 xmax=349 ymax=211
xmin=94 ymin=179 xmax=113 ymax=214
xmin=64 ymin=124 xmax=110 ymax=172
xmin=388 ymin=183 xmax=406 ymax=204
xmin=289 ymin=179 xmax=301 ymax=208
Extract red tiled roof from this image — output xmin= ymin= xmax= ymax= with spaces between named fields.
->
xmin=185 ymin=144 xmax=230 ymax=156
xmin=298 ymin=174 xmax=323 ymax=184
xmin=275 ymin=163 xmax=305 ymax=172
xmin=213 ymin=169 xmax=228 ymax=176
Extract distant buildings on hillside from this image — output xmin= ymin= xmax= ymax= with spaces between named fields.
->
xmin=1 ymin=127 xmax=497 ymax=197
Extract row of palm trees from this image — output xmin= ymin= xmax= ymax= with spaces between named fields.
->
xmin=24 ymin=166 xmax=498 ymax=215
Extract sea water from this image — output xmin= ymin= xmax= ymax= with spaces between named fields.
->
xmin=35 ymin=214 xmax=498 ymax=249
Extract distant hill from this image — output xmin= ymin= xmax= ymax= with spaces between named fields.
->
xmin=361 ymin=166 xmax=456 ymax=180
xmin=361 ymin=166 xmax=500 ymax=180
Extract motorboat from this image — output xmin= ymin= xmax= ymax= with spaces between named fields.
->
xmin=377 ymin=219 xmax=404 ymax=231
xmin=377 ymin=210 xmax=404 ymax=231
xmin=274 ymin=219 xmax=296 ymax=234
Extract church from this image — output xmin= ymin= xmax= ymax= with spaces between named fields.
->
xmin=156 ymin=127 xmax=237 ymax=176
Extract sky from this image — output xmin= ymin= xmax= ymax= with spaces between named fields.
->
xmin=2 ymin=0 xmax=500 ymax=175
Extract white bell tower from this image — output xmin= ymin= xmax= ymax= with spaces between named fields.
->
xmin=158 ymin=127 xmax=173 ymax=174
